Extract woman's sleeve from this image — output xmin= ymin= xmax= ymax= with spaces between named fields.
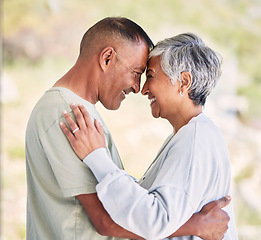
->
xmin=83 ymin=148 xmax=195 ymax=239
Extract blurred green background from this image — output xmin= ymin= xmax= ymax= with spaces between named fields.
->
xmin=1 ymin=0 xmax=261 ymax=239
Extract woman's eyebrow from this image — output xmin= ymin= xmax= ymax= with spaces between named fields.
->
xmin=146 ymin=69 xmax=154 ymax=74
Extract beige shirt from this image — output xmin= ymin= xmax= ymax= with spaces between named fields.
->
xmin=26 ymin=87 xmax=123 ymax=240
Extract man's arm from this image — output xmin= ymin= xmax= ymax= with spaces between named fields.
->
xmin=169 ymin=196 xmax=231 ymax=240
xmin=78 ymin=193 xmax=230 ymax=240
xmin=77 ymin=193 xmax=143 ymax=239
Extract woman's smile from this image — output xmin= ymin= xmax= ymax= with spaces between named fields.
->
xmin=149 ymin=97 xmax=156 ymax=106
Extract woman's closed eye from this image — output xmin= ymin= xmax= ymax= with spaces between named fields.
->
xmin=146 ymin=74 xmax=153 ymax=80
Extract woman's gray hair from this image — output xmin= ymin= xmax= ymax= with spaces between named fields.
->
xmin=149 ymin=33 xmax=222 ymax=106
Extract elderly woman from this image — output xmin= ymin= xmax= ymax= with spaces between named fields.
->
xmin=60 ymin=33 xmax=238 ymax=239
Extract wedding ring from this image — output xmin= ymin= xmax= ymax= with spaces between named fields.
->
xmin=72 ymin=127 xmax=79 ymax=134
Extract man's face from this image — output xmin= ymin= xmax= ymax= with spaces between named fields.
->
xmin=100 ymin=41 xmax=149 ymax=110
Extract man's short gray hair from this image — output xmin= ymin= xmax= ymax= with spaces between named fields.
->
xmin=149 ymin=33 xmax=222 ymax=106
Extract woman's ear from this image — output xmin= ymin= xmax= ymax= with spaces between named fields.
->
xmin=180 ymin=71 xmax=192 ymax=92
xmin=99 ymin=47 xmax=115 ymax=71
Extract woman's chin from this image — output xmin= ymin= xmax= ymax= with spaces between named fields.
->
xmin=151 ymin=110 xmax=160 ymax=119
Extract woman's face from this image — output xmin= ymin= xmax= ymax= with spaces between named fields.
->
xmin=141 ymin=56 xmax=181 ymax=120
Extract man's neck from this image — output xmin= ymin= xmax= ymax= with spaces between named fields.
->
xmin=53 ymin=63 xmax=99 ymax=104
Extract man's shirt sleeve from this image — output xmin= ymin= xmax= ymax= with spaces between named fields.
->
xmin=41 ymin=121 xmax=98 ymax=197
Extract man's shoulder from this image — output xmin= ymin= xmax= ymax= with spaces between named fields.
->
xmin=31 ymin=88 xmax=69 ymax=117
xmin=28 ymin=87 xmax=101 ymax=132
xmin=45 ymin=87 xmax=98 ymax=114
xmin=33 ymin=87 xmax=93 ymax=114
xmin=27 ymin=88 xmax=73 ymax=132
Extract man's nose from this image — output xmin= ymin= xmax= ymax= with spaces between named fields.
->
xmin=132 ymin=78 xmax=141 ymax=94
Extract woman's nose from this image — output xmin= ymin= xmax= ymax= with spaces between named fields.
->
xmin=141 ymin=80 xmax=149 ymax=95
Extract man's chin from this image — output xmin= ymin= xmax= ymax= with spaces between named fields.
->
xmin=102 ymin=101 xmax=122 ymax=111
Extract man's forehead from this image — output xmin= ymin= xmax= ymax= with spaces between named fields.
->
xmin=123 ymin=40 xmax=149 ymax=53
xmin=134 ymin=65 xmax=146 ymax=73
xmin=133 ymin=59 xmax=147 ymax=72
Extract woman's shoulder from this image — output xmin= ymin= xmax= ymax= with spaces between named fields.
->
xmin=169 ymin=113 xmax=225 ymax=150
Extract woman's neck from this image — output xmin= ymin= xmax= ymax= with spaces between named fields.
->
xmin=169 ymin=105 xmax=203 ymax=134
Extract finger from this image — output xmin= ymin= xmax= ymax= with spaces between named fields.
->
xmin=94 ymin=119 xmax=104 ymax=135
xmin=217 ymin=196 xmax=231 ymax=208
xmin=70 ymin=103 xmax=87 ymax=130
xmin=63 ymin=110 xmax=79 ymax=133
xmin=78 ymin=104 xmax=95 ymax=128
xmin=59 ymin=122 xmax=76 ymax=143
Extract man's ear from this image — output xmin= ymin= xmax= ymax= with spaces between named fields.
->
xmin=99 ymin=47 xmax=115 ymax=71
xmin=180 ymin=71 xmax=192 ymax=92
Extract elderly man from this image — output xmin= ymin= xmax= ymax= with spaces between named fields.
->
xmin=26 ymin=17 xmax=230 ymax=240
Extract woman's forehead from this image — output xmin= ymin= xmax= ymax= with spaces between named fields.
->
xmin=147 ymin=56 xmax=161 ymax=71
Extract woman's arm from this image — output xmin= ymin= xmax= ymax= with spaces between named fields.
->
xmin=77 ymin=192 xmax=230 ymax=240
xmin=60 ymin=104 xmax=230 ymax=239
xmin=82 ymin=147 xmax=230 ymax=239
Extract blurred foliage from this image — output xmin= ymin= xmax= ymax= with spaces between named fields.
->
xmin=3 ymin=0 xmax=53 ymax=35
xmin=236 ymin=198 xmax=261 ymax=226
xmin=7 ymin=144 xmax=25 ymax=160
xmin=238 ymin=83 xmax=261 ymax=120
xmin=234 ymin=164 xmax=255 ymax=184
xmin=3 ymin=0 xmax=261 ymax=122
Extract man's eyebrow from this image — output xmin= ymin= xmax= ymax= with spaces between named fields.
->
xmin=134 ymin=66 xmax=146 ymax=73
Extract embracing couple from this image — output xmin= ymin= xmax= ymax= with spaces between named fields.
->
xmin=26 ymin=17 xmax=238 ymax=240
